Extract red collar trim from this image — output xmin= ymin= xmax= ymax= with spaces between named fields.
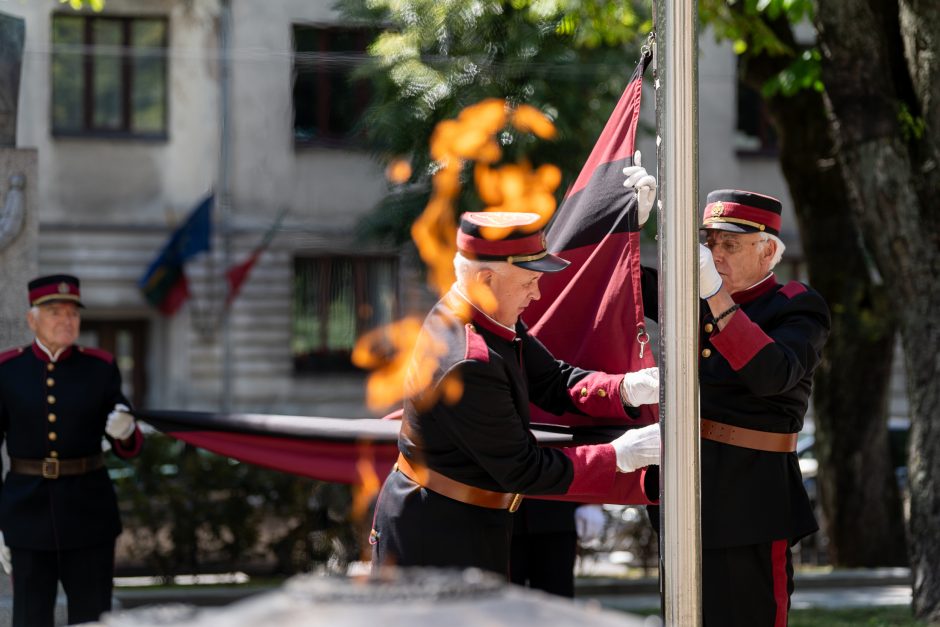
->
xmin=732 ymin=273 xmax=778 ymax=304
xmin=448 ymin=288 xmax=517 ymax=341
xmin=31 ymin=341 xmax=73 ymax=363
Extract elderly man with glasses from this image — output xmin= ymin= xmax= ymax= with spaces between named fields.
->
xmin=624 ymin=168 xmax=831 ymax=627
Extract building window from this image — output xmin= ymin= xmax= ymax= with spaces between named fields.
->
xmin=292 ymin=24 xmax=374 ymax=147
xmin=51 ymin=14 xmax=168 ymax=138
xmin=735 ymin=58 xmax=778 ymax=156
xmin=292 ymin=255 xmax=399 ymax=372
xmin=79 ymin=319 xmax=149 ymax=407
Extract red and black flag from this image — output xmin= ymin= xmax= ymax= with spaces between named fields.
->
xmin=524 ymin=50 xmax=657 ymax=428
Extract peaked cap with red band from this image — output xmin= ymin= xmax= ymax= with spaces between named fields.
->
xmin=457 ymin=211 xmax=570 ymax=273
xmin=700 ymin=189 xmax=782 ymax=237
xmin=28 ymin=274 xmax=85 ymax=308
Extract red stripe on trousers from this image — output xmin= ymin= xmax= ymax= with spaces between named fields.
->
xmin=772 ymin=539 xmax=789 ymax=627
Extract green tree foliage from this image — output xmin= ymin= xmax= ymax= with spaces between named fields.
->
xmin=339 ymin=0 xmax=652 ymax=243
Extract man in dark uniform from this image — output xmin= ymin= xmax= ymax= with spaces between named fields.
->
xmin=625 ymin=171 xmax=830 ymax=625
xmin=0 ymin=274 xmax=144 ymax=627
xmin=371 ymin=211 xmax=662 ymax=577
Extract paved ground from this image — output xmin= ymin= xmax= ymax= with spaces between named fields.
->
xmin=574 ymin=567 xmax=913 ymax=613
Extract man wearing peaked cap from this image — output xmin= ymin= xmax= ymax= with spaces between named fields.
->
xmin=0 ymin=274 xmax=144 ymax=627
xmin=626 ymin=171 xmax=830 ymax=626
xmin=371 ymin=211 xmax=663 ymax=577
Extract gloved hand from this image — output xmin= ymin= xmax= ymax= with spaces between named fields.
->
xmin=623 ymin=151 xmax=657 ymax=227
xmin=575 ymin=505 xmax=606 ymax=544
xmin=611 ymin=423 xmax=661 ymax=473
xmin=699 ymin=243 xmax=723 ymax=299
xmin=0 ymin=531 xmax=11 ymax=575
xmin=106 ymin=403 xmax=136 ymax=440
xmin=620 ymin=367 xmax=660 ymax=406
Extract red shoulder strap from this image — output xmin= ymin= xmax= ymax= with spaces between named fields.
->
xmin=779 ymin=281 xmax=808 ymax=300
xmin=0 ymin=346 xmax=25 ymax=366
xmin=77 ymin=345 xmax=115 ymax=364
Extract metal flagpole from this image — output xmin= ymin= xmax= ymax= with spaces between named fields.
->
xmin=219 ymin=0 xmax=234 ymax=413
xmin=654 ymin=0 xmax=702 ymax=624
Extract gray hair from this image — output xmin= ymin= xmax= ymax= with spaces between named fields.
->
xmin=759 ymin=233 xmax=786 ymax=269
xmin=453 ymin=253 xmax=509 ymax=288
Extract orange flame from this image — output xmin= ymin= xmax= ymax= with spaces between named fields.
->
xmin=355 ymin=99 xmax=560 ymax=411
xmin=385 ymin=158 xmax=413 ymax=184
xmin=351 ymin=443 xmax=381 ymax=521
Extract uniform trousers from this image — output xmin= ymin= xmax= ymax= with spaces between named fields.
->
xmin=11 ymin=542 xmax=115 ymax=627
xmin=371 ymin=469 xmax=513 ymax=576
xmin=702 ymin=539 xmax=793 ymax=627
xmin=509 ymin=530 xmax=577 ymax=597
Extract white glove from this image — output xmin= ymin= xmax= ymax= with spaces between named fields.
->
xmin=620 ymin=367 xmax=660 ymax=406
xmin=698 ymin=243 xmax=723 ymax=299
xmin=0 ymin=531 xmax=11 ymax=575
xmin=575 ymin=505 xmax=606 ymax=544
xmin=106 ymin=404 xmax=136 ymax=440
xmin=611 ymin=423 xmax=661 ymax=473
xmin=623 ymin=150 xmax=657 ymax=227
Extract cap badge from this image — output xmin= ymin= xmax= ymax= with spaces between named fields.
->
xmin=710 ymin=201 xmax=725 ymax=217
xmin=57 ymin=282 xmax=69 ymax=294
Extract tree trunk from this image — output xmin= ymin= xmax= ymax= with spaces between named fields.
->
xmin=814 ymin=0 xmax=940 ymax=619
xmin=737 ymin=15 xmax=907 ymax=566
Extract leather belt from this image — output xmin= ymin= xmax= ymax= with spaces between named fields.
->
xmin=701 ymin=419 xmax=798 ymax=453
xmin=10 ymin=453 xmax=105 ymax=479
xmin=395 ymin=453 xmax=523 ymax=512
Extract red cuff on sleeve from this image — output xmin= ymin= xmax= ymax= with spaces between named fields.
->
xmin=113 ymin=426 xmax=144 ymax=459
xmin=562 ymin=444 xmax=617 ymax=496
xmin=710 ymin=309 xmax=773 ymax=371
xmin=568 ymin=373 xmax=629 ymax=419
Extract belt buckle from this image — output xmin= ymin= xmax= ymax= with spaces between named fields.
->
xmin=508 ymin=493 xmax=523 ymax=513
xmin=41 ymin=457 xmax=60 ymax=479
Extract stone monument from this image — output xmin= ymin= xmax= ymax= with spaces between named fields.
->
xmin=0 ymin=9 xmax=36 ymax=349
xmin=90 ymin=569 xmax=650 ymax=626
xmin=0 ymin=8 xmax=41 ymax=625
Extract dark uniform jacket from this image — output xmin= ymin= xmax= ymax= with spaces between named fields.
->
xmin=642 ymin=270 xmax=830 ymax=548
xmin=0 ymin=342 xmax=143 ymax=551
xmin=372 ymin=288 xmax=654 ymax=572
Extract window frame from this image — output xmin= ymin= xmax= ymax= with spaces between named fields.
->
xmin=291 ymin=253 xmax=400 ymax=374
xmin=291 ymin=23 xmax=375 ymax=149
xmin=50 ymin=12 xmax=169 ymax=140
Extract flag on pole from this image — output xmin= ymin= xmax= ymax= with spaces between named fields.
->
xmin=523 ymin=50 xmax=658 ymax=428
xmin=226 ymin=208 xmax=288 ymax=306
xmin=138 ymin=195 xmax=213 ymax=316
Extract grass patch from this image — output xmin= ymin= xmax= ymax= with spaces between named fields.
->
xmin=789 ymin=606 xmax=924 ymax=626
xmin=618 ymin=606 xmax=924 ymax=626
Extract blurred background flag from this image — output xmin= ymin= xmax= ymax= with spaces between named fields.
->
xmin=138 ymin=194 xmax=213 ymax=316
xmin=523 ymin=49 xmax=657 ymax=428
xmin=225 ymin=208 xmax=288 ymax=306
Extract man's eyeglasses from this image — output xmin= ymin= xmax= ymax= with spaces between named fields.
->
xmin=703 ymin=234 xmax=764 ymax=256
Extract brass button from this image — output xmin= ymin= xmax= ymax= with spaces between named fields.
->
xmin=48 ymin=432 xmax=57 ymax=441
xmin=702 ymin=348 xmax=712 ymax=358
xmin=46 ymin=377 xmax=55 ymax=387
xmin=580 ymin=387 xmax=588 ymax=397
xmin=704 ymin=323 xmax=714 ymax=333
xmin=47 ymin=363 xmax=54 ymax=371
xmin=597 ymin=389 xmax=607 ymax=397
xmin=48 ymin=413 xmax=56 ymax=423
xmin=50 ymin=451 xmax=59 ymax=458
xmin=47 ymin=395 xmax=56 ymax=404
